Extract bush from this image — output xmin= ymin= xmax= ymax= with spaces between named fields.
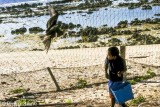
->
xmin=142 ymin=5 xmax=152 ymax=10
xmin=130 ymin=18 xmax=142 ymax=25
xmin=129 ymin=95 xmax=145 ymax=106
xmin=75 ymin=79 xmax=87 ymax=88
xmin=16 ymin=99 xmax=36 ymax=106
xmin=68 ymin=23 xmax=76 ymax=29
xmin=11 ymin=27 xmax=27 ymax=34
xmin=117 ymin=20 xmax=128 ymax=28
xmin=65 ymin=99 xmax=73 ymax=104
xmin=10 ymin=88 xmax=26 ymax=94
xmin=79 ymin=27 xmax=99 ymax=42
xmin=0 ymin=19 xmax=2 ymax=23
xmin=128 ymin=33 xmax=160 ymax=45
xmin=120 ymin=30 xmax=132 ymax=35
xmin=147 ymin=68 xmax=156 ymax=77
xmin=88 ymin=35 xmax=99 ymax=42
xmin=108 ymin=38 xmax=121 ymax=46
xmin=129 ymin=80 xmax=136 ymax=85
xmin=29 ymin=27 xmax=45 ymax=33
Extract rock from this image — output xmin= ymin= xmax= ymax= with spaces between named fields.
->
xmin=1 ymin=74 xmax=9 ymax=76
xmin=1 ymin=82 xmax=7 ymax=85
xmin=31 ymin=48 xmax=44 ymax=51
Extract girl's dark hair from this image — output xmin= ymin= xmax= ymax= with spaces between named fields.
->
xmin=108 ymin=47 xmax=119 ymax=56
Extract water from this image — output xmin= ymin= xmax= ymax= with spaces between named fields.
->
xmin=59 ymin=6 xmax=160 ymax=27
xmin=0 ymin=6 xmax=160 ymax=38
xmin=0 ymin=0 xmax=36 ymax=4
xmin=0 ymin=0 xmax=62 ymax=7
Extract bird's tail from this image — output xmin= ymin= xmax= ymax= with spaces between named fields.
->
xmin=43 ymin=36 xmax=52 ymax=54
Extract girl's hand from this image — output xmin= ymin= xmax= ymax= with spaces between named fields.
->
xmin=106 ymin=73 xmax=109 ymax=79
xmin=117 ymin=71 xmax=123 ymax=77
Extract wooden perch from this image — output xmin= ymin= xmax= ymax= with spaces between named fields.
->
xmin=129 ymin=56 xmax=149 ymax=58
xmin=47 ymin=67 xmax=61 ymax=91
xmin=20 ymin=102 xmax=80 ymax=107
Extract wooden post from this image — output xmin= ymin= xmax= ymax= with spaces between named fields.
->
xmin=120 ymin=46 xmax=127 ymax=81
xmin=47 ymin=67 xmax=61 ymax=91
xmin=120 ymin=46 xmax=126 ymax=59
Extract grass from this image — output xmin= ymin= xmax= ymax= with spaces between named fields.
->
xmin=75 ymin=79 xmax=87 ymax=88
xmin=129 ymin=95 xmax=145 ymax=106
xmin=147 ymin=68 xmax=156 ymax=77
xmin=129 ymin=79 xmax=137 ymax=85
xmin=129 ymin=68 xmax=156 ymax=85
xmin=16 ymin=99 xmax=36 ymax=106
xmin=65 ymin=99 xmax=73 ymax=104
xmin=10 ymin=88 xmax=26 ymax=94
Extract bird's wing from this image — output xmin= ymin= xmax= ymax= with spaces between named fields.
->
xmin=46 ymin=5 xmax=59 ymax=34
xmin=48 ymin=5 xmax=57 ymax=17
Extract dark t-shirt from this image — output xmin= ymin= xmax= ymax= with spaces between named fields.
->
xmin=105 ymin=56 xmax=127 ymax=82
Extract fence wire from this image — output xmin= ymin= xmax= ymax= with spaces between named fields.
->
xmin=0 ymin=0 xmax=160 ymax=106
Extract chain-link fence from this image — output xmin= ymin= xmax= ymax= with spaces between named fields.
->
xmin=0 ymin=0 xmax=160 ymax=106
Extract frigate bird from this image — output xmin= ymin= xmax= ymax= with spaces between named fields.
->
xmin=43 ymin=5 xmax=64 ymax=53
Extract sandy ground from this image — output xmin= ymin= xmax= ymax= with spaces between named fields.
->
xmin=0 ymin=45 xmax=160 ymax=107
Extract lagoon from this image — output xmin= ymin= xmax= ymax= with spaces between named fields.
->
xmin=0 ymin=5 xmax=160 ymax=39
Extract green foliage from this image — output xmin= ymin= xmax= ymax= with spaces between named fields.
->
xmin=142 ymin=5 xmax=152 ymax=10
xmin=65 ymin=99 xmax=73 ymax=104
xmin=117 ymin=20 xmax=128 ymax=28
xmin=129 ymin=80 xmax=136 ymax=85
xmin=128 ymin=33 xmax=160 ymax=45
xmin=16 ymin=99 xmax=36 ymax=106
xmin=139 ymin=0 xmax=149 ymax=3
xmin=129 ymin=95 xmax=145 ymax=106
xmin=88 ymin=35 xmax=99 ymax=42
xmin=147 ymin=68 xmax=156 ymax=77
xmin=57 ymin=45 xmax=80 ymax=50
xmin=134 ymin=77 xmax=143 ymax=82
xmin=11 ymin=27 xmax=27 ymax=34
xmin=152 ymin=0 xmax=160 ymax=3
xmin=81 ymin=30 xmax=99 ymax=42
xmin=10 ymin=88 xmax=26 ymax=94
xmin=99 ymin=41 xmax=107 ymax=46
xmin=68 ymin=23 xmax=76 ymax=29
xmin=129 ymin=68 xmax=156 ymax=85
xmin=108 ymin=38 xmax=121 ymax=46
xmin=29 ymin=27 xmax=45 ymax=33
xmin=75 ymin=79 xmax=87 ymax=88
xmin=0 ymin=35 xmax=4 ymax=37
xmin=130 ymin=18 xmax=142 ymax=25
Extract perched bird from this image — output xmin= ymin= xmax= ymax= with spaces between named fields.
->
xmin=43 ymin=5 xmax=64 ymax=53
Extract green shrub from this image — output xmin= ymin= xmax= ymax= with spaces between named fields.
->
xmin=129 ymin=80 xmax=136 ymax=85
xmin=147 ymin=68 xmax=156 ymax=77
xmin=16 ymin=99 xmax=36 ymax=106
xmin=10 ymin=88 xmax=26 ymax=94
xmin=11 ymin=27 xmax=27 ymax=34
xmin=129 ymin=95 xmax=145 ymax=106
xmin=29 ymin=27 xmax=44 ymax=33
xmin=75 ymin=79 xmax=87 ymax=88
xmin=65 ymin=99 xmax=73 ymax=104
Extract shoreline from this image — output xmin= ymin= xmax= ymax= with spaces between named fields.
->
xmin=0 ymin=44 xmax=160 ymax=74
xmin=0 ymin=21 xmax=160 ymax=53
xmin=0 ymin=47 xmax=160 ymax=106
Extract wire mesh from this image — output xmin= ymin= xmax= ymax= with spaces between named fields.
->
xmin=0 ymin=0 xmax=160 ymax=106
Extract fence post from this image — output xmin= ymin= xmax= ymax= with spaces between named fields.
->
xmin=47 ymin=67 xmax=61 ymax=91
xmin=120 ymin=46 xmax=126 ymax=59
xmin=120 ymin=46 xmax=127 ymax=80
